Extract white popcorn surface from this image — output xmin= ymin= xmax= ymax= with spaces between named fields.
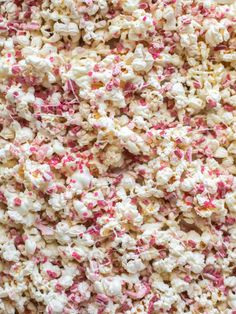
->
xmin=0 ymin=0 xmax=236 ymax=313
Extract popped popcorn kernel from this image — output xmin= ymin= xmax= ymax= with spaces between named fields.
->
xmin=0 ymin=0 xmax=235 ymax=312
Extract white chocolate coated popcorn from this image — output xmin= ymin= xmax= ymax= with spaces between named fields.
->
xmin=0 ymin=0 xmax=235 ymax=313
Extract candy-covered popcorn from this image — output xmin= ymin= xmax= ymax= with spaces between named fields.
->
xmin=0 ymin=0 xmax=236 ymax=313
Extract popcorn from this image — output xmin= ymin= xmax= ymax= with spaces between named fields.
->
xmin=132 ymin=44 xmax=154 ymax=73
xmin=45 ymin=292 xmax=67 ymax=314
xmin=1 ymin=242 xmax=20 ymax=262
xmin=99 ymin=277 xmax=122 ymax=297
xmin=228 ymin=291 xmax=236 ymax=309
xmin=205 ymin=25 xmax=224 ymax=47
xmin=26 ymin=55 xmax=51 ymax=72
xmin=54 ymin=22 xmax=80 ymax=36
xmin=0 ymin=0 xmax=235 ymax=312
xmin=228 ymin=142 xmax=236 ymax=155
xmin=156 ymin=167 xmax=173 ymax=186
xmin=122 ymin=253 xmax=146 ymax=274
xmin=171 ymin=277 xmax=189 ymax=293
xmin=186 ymin=252 xmax=205 ymax=274
xmin=55 ymin=221 xmax=71 ymax=244
xmin=116 ymin=127 xmax=149 ymax=155
xmin=24 ymin=160 xmax=53 ymax=190
xmin=73 ymin=199 xmax=92 ymax=219
xmin=52 ymin=140 xmax=66 ymax=155
xmin=214 ymin=147 xmax=228 ymax=158
xmin=14 ymin=127 xmax=34 ymax=144
xmin=68 ymin=166 xmax=93 ymax=195
xmin=25 ymin=238 xmax=37 ymax=256
xmin=180 ymin=177 xmax=195 ymax=192
xmin=163 ymin=6 xmax=176 ymax=31
xmin=122 ymin=0 xmax=140 ymax=13
xmin=48 ymin=194 xmax=67 ymax=212
xmin=225 ymin=192 xmax=236 ymax=213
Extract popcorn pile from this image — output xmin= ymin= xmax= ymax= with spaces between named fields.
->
xmin=0 ymin=0 xmax=236 ymax=313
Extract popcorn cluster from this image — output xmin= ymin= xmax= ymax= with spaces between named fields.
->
xmin=0 ymin=0 xmax=236 ymax=313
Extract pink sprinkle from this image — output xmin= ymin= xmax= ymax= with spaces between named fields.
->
xmin=224 ymin=104 xmax=234 ymax=112
xmin=193 ymin=81 xmax=201 ymax=89
xmin=97 ymin=200 xmax=107 ymax=207
xmin=66 ymin=79 xmax=78 ymax=95
xmin=114 ymin=55 xmax=120 ymax=62
xmin=164 ymin=66 xmax=175 ymax=76
xmin=182 ymin=16 xmax=191 ymax=25
xmin=96 ymin=294 xmax=109 ymax=305
xmin=124 ymin=82 xmax=136 ymax=92
xmin=113 ymin=78 xmax=120 ymax=87
xmin=87 ymin=225 xmax=100 ymax=236
xmin=72 ymin=252 xmax=81 ymax=261
xmin=14 ymin=198 xmax=22 ymax=206
xmin=222 ymin=73 xmax=231 ymax=87
xmin=225 ymin=217 xmax=236 ymax=225
xmin=112 ymin=66 xmax=120 ymax=76
xmin=216 ymin=246 xmax=227 ymax=259
xmin=184 ymin=275 xmax=192 ymax=283
xmin=71 ymin=126 xmax=81 ymax=134
xmin=196 ymin=183 xmax=205 ymax=194
xmin=203 ymin=200 xmax=215 ymax=208
xmin=87 ymin=202 xmax=94 ymax=210
xmin=187 ymin=240 xmax=196 ymax=248
xmin=83 ymin=13 xmax=90 ymax=21
xmin=139 ymin=2 xmax=149 ymax=9
xmin=14 ymin=235 xmax=24 ymax=246
xmin=12 ymin=65 xmax=21 ymax=74
xmin=49 ymin=156 xmax=61 ymax=167
xmin=148 ymin=295 xmax=159 ymax=314
xmin=106 ymin=82 xmax=113 ymax=91
xmin=55 ymin=283 xmax=63 ymax=291
xmin=138 ymin=169 xmax=146 ymax=176
xmin=94 ymin=64 xmax=100 ymax=72
xmin=149 ymin=237 xmax=156 ymax=246
xmin=46 ymin=270 xmax=58 ymax=279
xmin=148 ymin=45 xmax=164 ymax=60
xmin=113 ymin=174 xmax=123 ymax=186
xmin=207 ymin=99 xmax=217 ymax=108
xmin=140 ymin=99 xmax=146 ymax=106
xmin=217 ymin=181 xmax=227 ymax=198
xmin=174 ymin=148 xmax=183 ymax=159
xmin=143 ymin=199 xmax=150 ymax=205
xmin=185 ymin=148 xmax=192 ymax=162
xmin=65 ymin=64 xmax=72 ymax=71
xmin=0 ymin=192 xmax=6 ymax=202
